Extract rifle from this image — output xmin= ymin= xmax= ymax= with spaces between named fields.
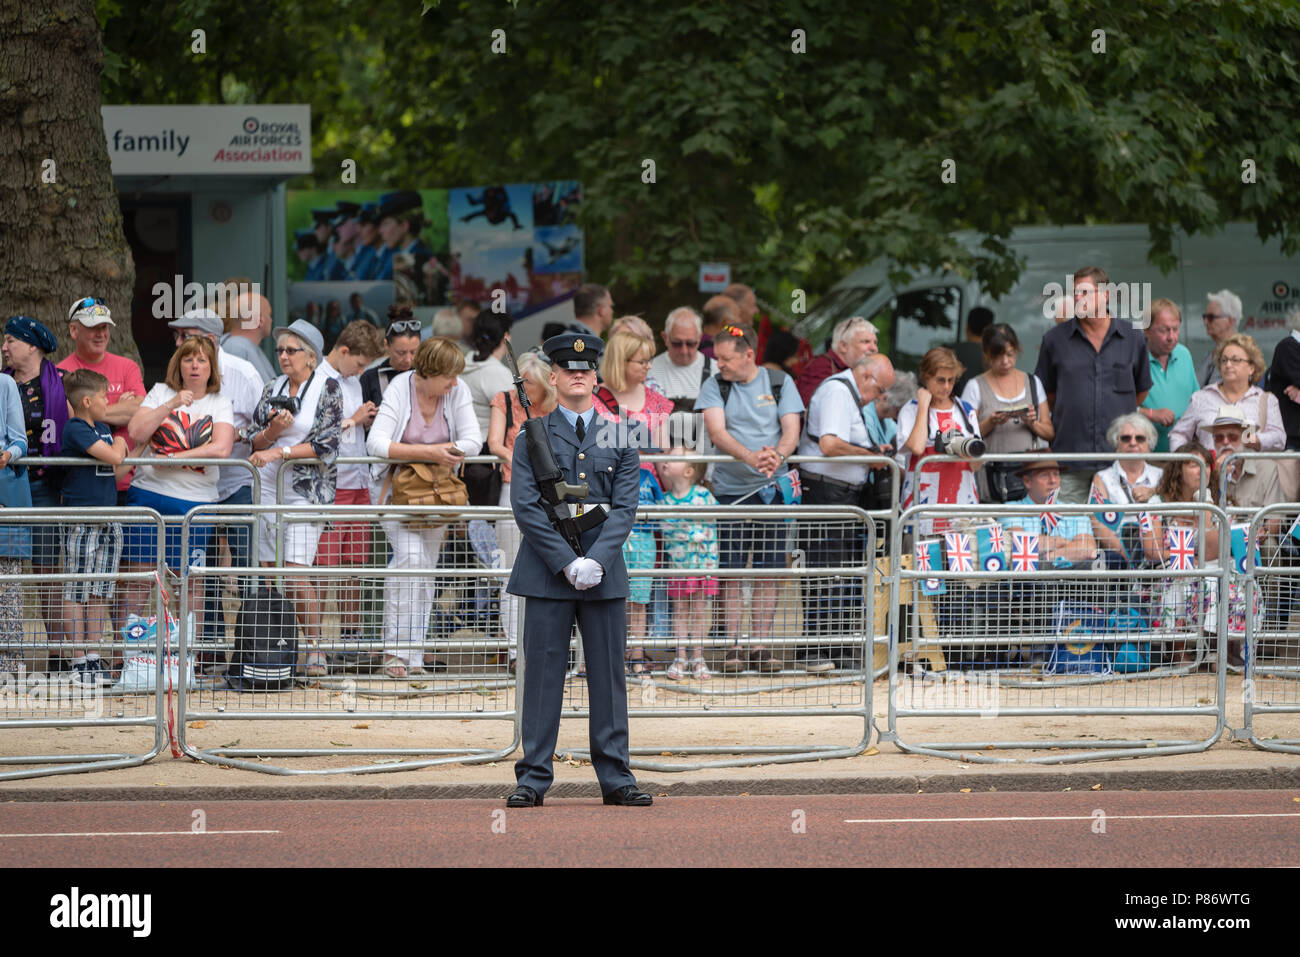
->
xmin=502 ymin=340 xmax=590 ymax=556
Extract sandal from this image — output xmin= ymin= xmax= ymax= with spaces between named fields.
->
xmin=750 ymin=648 xmax=781 ymax=673
xmin=381 ymin=655 xmax=408 ymax=679
xmin=628 ymin=656 xmax=649 ymax=676
xmin=305 ymin=651 xmax=328 ymax=677
xmin=723 ymin=648 xmax=747 ymax=673
xmin=666 ymin=658 xmax=687 ymax=681
xmin=691 ymin=657 xmax=712 ymax=681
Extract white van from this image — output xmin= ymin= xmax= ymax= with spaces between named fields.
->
xmin=794 ymin=224 xmax=1300 ymax=375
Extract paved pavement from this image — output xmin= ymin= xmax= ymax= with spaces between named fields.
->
xmin=3 ymin=790 xmax=1297 ymax=867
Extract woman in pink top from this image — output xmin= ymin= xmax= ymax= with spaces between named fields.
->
xmin=367 ymin=338 xmax=482 ymax=678
xmin=592 ymin=329 xmax=672 ymax=461
xmin=486 ymin=351 xmax=556 ymax=671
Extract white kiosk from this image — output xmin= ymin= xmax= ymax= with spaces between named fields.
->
xmin=103 ymin=104 xmax=312 ymax=380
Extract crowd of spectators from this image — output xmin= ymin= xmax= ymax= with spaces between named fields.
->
xmin=3 ymin=265 xmax=1299 ymax=686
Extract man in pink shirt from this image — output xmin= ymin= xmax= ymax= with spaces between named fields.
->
xmin=56 ymin=297 xmax=144 ymax=497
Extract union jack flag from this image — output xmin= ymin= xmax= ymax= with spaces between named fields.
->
xmin=1040 ymin=489 xmax=1061 ymax=534
xmin=1010 ymin=530 xmax=1039 ymax=572
xmin=775 ymin=468 xmax=802 ymax=504
xmin=984 ymin=523 xmax=1005 ymax=555
xmin=1166 ymin=527 xmax=1197 ymax=571
xmin=915 ymin=543 xmax=933 ymax=572
xmin=944 ymin=531 xmax=974 ymax=572
xmin=1087 ymin=484 xmax=1104 ymax=505
xmin=1139 ymin=511 xmax=1154 ymax=533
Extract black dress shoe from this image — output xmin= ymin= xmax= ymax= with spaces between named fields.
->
xmin=507 ymin=785 xmax=543 ymax=808
xmin=602 ymin=785 xmax=653 ymax=806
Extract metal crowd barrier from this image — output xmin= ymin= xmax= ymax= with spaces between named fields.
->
xmin=559 ymin=504 xmax=876 ymax=771
xmin=1244 ymin=500 xmax=1300 ymax=753
xmin=0 ymin=508 xmax=169 ymax=781
xmin=883 ymin=501 xmax=1230 ymax=763
xmin=175 ymin=503 xmax=518 ymax=774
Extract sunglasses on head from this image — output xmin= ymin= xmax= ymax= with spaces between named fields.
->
xmin=720 ymin=325 xmax=748 ymax=337
xmin=72 ymin=297 xmax=105 ymax=310
xmin=387 ymin=319 xmax=421 ymax=336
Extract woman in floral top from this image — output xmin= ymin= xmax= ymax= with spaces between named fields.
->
xmin=241 ymin=320 xmax=342 ymax=677
xmin=657 ymin=447 xmax=718 ymax=681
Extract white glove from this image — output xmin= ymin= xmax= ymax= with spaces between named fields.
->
xmin=574 ymin=558 xmax=604 ymax=590
xmin=563 ymin=558 xmax=583 ymax=588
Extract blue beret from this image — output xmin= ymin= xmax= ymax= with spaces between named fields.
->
xmin=5 ymin=315 xmax=57 ymax=353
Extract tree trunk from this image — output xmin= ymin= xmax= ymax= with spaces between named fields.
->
xmin=0 ymin=0 xmax=141 ymax=368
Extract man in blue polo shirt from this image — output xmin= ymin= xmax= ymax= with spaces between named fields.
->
xmin=1035 ymin=266 xmax=1151 ymax=502
xmin=1140 ymin=298 xmax=1199 ymax=453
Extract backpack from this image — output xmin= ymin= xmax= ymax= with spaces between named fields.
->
xmin=228 ymin=586 xmax=299 ymax=690
xmin=714 ymin=371 xmax=783 ymax=409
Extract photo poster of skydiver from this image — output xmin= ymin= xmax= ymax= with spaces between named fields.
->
xmin=284 ymin=188 xmax=451 ymax=306
xmin=447 ymin=181 xmax=584 ymax=313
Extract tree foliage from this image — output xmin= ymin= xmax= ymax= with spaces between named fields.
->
xmin=97 ymin=0 xmax=1300 ymax=320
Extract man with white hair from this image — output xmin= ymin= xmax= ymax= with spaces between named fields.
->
xmin=1199 ymin=290 xmax=1241 ymax=387
xmin=795 ymin=353 xmax=895 ymax=673
xmin=649 ymin=307 xmax=718 ymax=413
xmin=431 ymin=307 xmax=468 ymax=351
xmin=796 ymin=316 xmax=879 ymax=406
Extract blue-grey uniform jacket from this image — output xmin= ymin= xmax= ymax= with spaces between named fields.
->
xmin=505 ymin=408 xmax=640 ymax=600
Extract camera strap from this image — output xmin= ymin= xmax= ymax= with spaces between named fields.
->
xmin=928 ymin=398 xmax=975 ymax=446
xmin=275 ymin=369 xmax=317 ymax=410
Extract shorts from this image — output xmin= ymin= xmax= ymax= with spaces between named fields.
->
xmin=62 ymin=521 xmax=123 ymax=602
xmin=667 ymin=575 xmax=719 ymax=599
xmin=258 ymin=509 xmax=324 ymax=567
xmin=623 ymin=528 xmax=656 ymax=604
xmin=714 ymin=491 xmax=788 ymax=570
xmin=121 ymin=485 xmax=213 ymax=572
xmin=316 ymin=487 xmax=373 ymax=566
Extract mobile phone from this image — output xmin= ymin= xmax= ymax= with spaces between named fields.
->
xmin=447 ymin=446 xmax=465 ymax=456
xmin=1001 ymin=404 xmax=1031 ymax=415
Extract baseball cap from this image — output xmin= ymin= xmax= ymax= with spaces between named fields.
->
xmin=67 ymin=297 xmax=114 ymax=327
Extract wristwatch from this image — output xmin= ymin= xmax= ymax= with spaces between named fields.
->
xmin=281 ymin=445 xmax=291 ymax=461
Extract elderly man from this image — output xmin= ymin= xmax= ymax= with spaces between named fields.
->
xmin=796 ymin=315 xmax=879 ymax=406
xmin=219 ymin=291 xmax=276 ymax=384
xmin=1199 ymin=290 xmax=1242 ymax=387
xmin=696 ymin=323 xmax=805 ymax=672
xmin=1209 ymin=405 xmax=1285 ymax=666
xmin=57 ymin=297 xmax=145 ymax=498
xmin=1035 ymin=266 xmax=1151 ymax=502
xmin=723 ymin=283 xmax=759 ymax=325
xmin=650 ymin=306 xmax=718 ymax=413
xmin=1140 ymin=298 xmax=1200 ymax=452
xmin=795 ymin=353 xmax=895 ymax=673
xmin=166 ymin=308 xmax=265 ymax=650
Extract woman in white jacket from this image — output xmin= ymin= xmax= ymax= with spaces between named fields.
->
xmin=367 ymin=337 xmax=483 ymax=678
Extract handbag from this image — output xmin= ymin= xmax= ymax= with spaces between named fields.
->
xmin=391 ymin=461 xmax=469 ymax=526
xmin=1257 ymin=393 xmax=1300 ymax=500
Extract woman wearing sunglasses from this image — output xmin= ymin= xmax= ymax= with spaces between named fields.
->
xmin=1088 ymin=412 xmax=1163 ymax=564
xmin=242 ymin=319 xmax=343 ymax=678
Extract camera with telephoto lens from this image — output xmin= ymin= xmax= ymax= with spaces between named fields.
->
xmin=935 ymin=428 xmax=985 ymax=460
xmin=266 ymin=395 xmax=300 ymax=416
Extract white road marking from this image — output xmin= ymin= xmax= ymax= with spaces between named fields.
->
xmin=0 ymin=830 xmax=280 ymax=837
xmin=845 ymin=812 xmax=1300 ymax=824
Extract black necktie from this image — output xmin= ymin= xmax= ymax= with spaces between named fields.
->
xmin=575 ymin=414 xmax=586 ymax=441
